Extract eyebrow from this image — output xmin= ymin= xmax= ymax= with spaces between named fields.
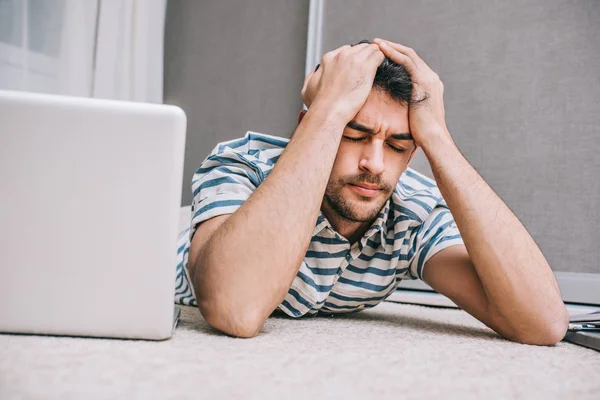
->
xmin=347 ymin=120 xmax=413 ymax=141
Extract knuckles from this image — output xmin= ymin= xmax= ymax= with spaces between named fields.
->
xmin=416 ymin=72 xmax=443 ymax=90
xmin=321 ymin=51 xmax=335 ymax=63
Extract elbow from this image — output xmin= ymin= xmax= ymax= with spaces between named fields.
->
xmin=513 ymin=324 xmax=567 ymax=346
xmin=198 ymin=297 xmax=265 ymax=339
xmin=510 ymin=308 xmax=569 ymax=346
xmin=191 ymin=256 xmax=266 ymax=338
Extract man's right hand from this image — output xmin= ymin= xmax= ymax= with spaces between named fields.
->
xmin=301 ymin=43 xmax=385 ymax=123
xmin=193 ymin=45 xmax=386 ymax=339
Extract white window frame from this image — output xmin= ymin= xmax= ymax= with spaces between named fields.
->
xmin=0 ymin=0 xmax=97 ymax=96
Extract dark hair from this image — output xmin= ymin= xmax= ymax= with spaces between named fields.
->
xmin=351 ymin=39 xmax=419 ymax=106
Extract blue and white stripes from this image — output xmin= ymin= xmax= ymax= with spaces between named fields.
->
xmin=174 ymin=226 xmax=196 ymax=306
xmin=174 ymin=131 xmax=464 ymax=317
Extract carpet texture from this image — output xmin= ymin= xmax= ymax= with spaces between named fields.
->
xmin=1 ymin=302 xmax=599 ymax=399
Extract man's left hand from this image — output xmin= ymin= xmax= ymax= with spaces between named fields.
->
xmin=373 ymin=38 xmax=451 ymax=150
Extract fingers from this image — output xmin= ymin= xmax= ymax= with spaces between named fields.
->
xmin=326 ymin=43 xmax=378 ymax=63
xmin=359 ymin=42 xmax=382 ymax=56
xmin=374 ymin=38 xmax=427 ymax=69
xmin=319 ymin=43 xmax=383 ymax=74
xmin=351 ymin=43 xmax=385 ymax=70
xmin=373 ymin=38 xmax=425 ymax=66
xmin=303 ymin=44 xmax=352 ymax=98
xmin=344 ymin=43 xmax=385 ymax=74
xmin=365 ymin=45 xmax=385 ymax=66
xmin=376 ymin=40 xmax=419 ymax=77
xmin=321 ymin=44 xmax=351 ymax=64
xmin=303 ymin=42 xmax=383 ymax=103
xmin=346 ymin=42 xmax=371 ymax=55
xmin=301 ymin=64 xmax=323 ymax=106
xmin=320 ymin=43 xmax=381 ymax=68
xmin=301 ymin=71 xmax=312 ymax=92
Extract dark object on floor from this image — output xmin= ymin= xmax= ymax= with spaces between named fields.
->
xmin=563 ymin=331 xmax=600 ymax=352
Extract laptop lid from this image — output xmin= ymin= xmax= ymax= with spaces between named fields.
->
xmin=0 ymin=91 xmax=186 ymax=340
xmin=563 ymin=331 xmax=600 ymax=352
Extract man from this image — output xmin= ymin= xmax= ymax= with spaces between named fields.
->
xmin=176 ymin=39 xmax=569 ymax=344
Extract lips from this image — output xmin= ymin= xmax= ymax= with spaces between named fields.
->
xmin=353 ymin=183 xmax=381 ymax=190
xmin=348 ymin=183 xmax=382 ymax=198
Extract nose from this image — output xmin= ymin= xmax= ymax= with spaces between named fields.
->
xmin=358 ymin=140 xmax=385 ymax=176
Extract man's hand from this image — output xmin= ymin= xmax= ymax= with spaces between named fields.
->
xmin=193 ymin=45 xmax=387 ymax=338
xmin=301 ymin=43 xmax=385 ymax=123
xmin=373 ymin=38 xmax=451 ymax=149
xmin=372 ymin=40 xmax=568 ymax=345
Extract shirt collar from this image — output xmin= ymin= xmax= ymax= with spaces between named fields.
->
xmin=365 ymin=198 xmax=391 ymax=244
xmin=312 ymin=213 xmax=330 ymax=236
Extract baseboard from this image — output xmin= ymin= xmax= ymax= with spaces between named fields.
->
xmin=386 ymin=289 xmax=458 ymax=308
xmin=387 ymin=289 xmax=599 ymax=315
xmin=395 ymin=271 xmax=600 ymax=306
xmin=391 ymin=274 xmax=600 ymax=314
xmin=554 ymin=272 xmax=600 ymax=305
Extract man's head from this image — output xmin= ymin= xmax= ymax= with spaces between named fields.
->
xmin=363 ymin=39 xmax=414 ymax=107
xmin=300 ymin=40 xmax=418 ymax=224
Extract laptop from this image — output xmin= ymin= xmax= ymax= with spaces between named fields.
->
xmin=564 ymin=331 xmax=600 ymax=352
xmin=0 ymin=90 xmax=186 ymax=340
xmin=563 ymin=309 xmax=600 ymax=352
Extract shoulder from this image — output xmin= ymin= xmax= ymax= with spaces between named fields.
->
xmin=210 ymin=131 xmax=289 ymax=162
xmin=390 ymin=168 xmax=447 ymax=224
xmin=196 ymin=131 xmax=289 ymax=181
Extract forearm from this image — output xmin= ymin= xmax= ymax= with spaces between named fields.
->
xmin=195 ymin=105 xmax=346 ymax=329
xmin=422 ymin=133 xmax=568 ymax=339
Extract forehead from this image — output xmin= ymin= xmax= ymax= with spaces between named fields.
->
xmin=354 ymin=89 xmax=409 ymax=131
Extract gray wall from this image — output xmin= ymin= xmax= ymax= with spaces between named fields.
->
xmin=164 ymin=0 xmax=600 ymax=274
xmin=321 ymin=0 xmax=600 ymax=274
xmin=164 ymin=0 xmax=309 ymax=206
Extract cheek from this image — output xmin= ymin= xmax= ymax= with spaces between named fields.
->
xmin=384 ymin=156 xmax=408 ymax=183
xmin=332 ymin=146 xmax=361 ymax=174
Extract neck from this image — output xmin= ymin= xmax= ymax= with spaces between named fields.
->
xmin=320 ymin=201 xmax=373 ymax=244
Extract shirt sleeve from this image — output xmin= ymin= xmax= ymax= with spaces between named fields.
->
xmin=189 ymin=149 xmax=263 ymax=242
xmin=407 ymin=204 xmax=464 ymax=280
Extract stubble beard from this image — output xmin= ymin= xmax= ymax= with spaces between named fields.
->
xmin=323 ymin=175 xmax=393 ymax=223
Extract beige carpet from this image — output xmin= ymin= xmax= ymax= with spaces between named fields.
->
xmin=1 ymin=302 xmax=599 ymax=400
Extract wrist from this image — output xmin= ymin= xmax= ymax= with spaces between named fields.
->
xmin=418 ymin=128 xmax=456 ymax=157
xmin=292 ymin=101 xmax=348 ymax=145
xmin=308 ymin=98 xmax=353 ymax=125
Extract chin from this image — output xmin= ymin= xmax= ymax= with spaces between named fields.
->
xmin=325 ymin=184 xmax=391 ymax=223
xmin=345 ymin=198 xmax=385 ymax=222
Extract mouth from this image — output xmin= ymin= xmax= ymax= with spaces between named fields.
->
xmin=347 ymin=183 xmax=382 ymax=198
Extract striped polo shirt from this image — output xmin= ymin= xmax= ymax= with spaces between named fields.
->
xmin=174 ymin=131 xmax=463 ymax=317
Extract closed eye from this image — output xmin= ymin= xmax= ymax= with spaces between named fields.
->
xmin=344 ymin=136 xmax=407 ymax=154
xmin=387 ymin=144 xmax=406 ymax=153
xmin=343 ymin=136 xmax=366 ymax=143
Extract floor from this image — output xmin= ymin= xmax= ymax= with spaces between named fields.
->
xmin=1 ymin=302 xmax=599 ymax=399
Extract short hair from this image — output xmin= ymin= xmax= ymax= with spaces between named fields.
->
xmin=351 ymin=39 xmax=420 ymax=106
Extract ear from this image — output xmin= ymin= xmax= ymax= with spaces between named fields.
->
xmin=297 ymin=109 xmax=307 ymax=125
